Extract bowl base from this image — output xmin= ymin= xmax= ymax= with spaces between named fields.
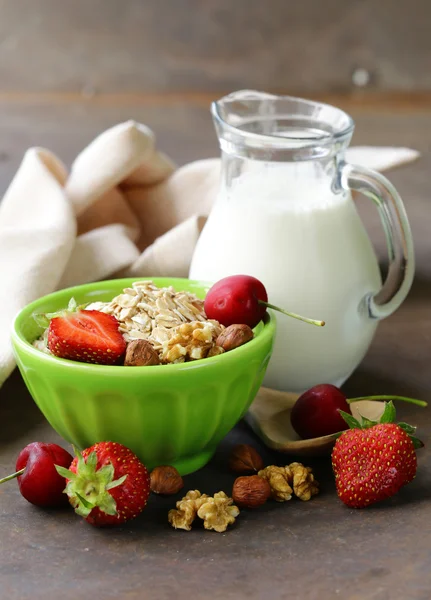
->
xmin=169 ymin=447 xmax=216 ymax=476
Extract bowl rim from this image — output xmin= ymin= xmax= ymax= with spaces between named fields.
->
xmin=11 ymin=277 xmax=276 ymax=374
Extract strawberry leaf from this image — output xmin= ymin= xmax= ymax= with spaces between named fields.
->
xmin=98 ymin=493 xmax=118 ymax=516
xmin=339 ymin=410 xmax=362 ymax=430
xmin=410 ymin=436 xmax=424 ymax=449
xmin=359 ymin=416 xmax=379 ymax=429
xmin=106 ymin=474 xmax=128 ymax=490
xmin=395 ymin=421 xmax=424 ymax=449
xmin=32 ymin=297 xmax=88 ymax=329
xmin=77 ymin=452 xmax=93 ymax=477
xmin=73 ymin=493 xmax=94 ymax=518
xmin=55 ymin=465 xmax=77 ymax=480
xmin=379 ymin=401 xmax=396 ymax=424
xmin=96 ymin=463 xmax=116 ymax=483
xmin=85 ymin=451 xmax=98 ymax=471
xmin=398 ymin=422 xmax=417 ymax=435
xmin=67 ymin=297 xmax=78 ymax=311
xmin=33 ymin=313 xmax=51 ymax=328
xmin=75 ymin=492 xmax=93 ymax=510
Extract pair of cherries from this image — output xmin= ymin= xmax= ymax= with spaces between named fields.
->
xmin=206 ymin=275 xmax=342 ymax=438
xmin=205 ymin=276 xmax=346 ymax=438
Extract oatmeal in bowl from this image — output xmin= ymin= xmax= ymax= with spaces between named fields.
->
xmin=32 ymin=280 xmax=254 ymax=366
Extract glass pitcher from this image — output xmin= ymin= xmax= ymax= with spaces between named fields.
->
xmin=189 ymin=90 xmax=414 ymax=392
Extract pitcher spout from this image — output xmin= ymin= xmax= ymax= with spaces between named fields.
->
xmin=212 ymin=89 xmax=278 ymax=126
xmin=211 ymin=90 xmax=354 ymax=161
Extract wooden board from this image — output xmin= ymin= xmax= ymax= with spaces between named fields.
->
xmin=0 ymin=0 xmax=430 ymax=93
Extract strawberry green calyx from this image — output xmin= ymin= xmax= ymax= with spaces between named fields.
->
xmin=339 ymin=401 xmax=424 ymax=449
xmin=33 ymin=297 xmax=87 ymax=328
xmin=55 ymin=450 xmax=127 ymax=518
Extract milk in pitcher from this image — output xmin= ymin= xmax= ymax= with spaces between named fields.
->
xmin=190 ymin=163 xmax=382 ymax=391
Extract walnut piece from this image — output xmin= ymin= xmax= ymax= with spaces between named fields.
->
xmin=160 ymin=321 xmax=224 ymax=364
xmin=168 ymin=490 xmax=209 ymax=531
xmin=150 ymin=465 xmax=183 ymax=495
xmin=124 ymin=339 xmax=160 ymax=366
xmin=216 ymin=324 xmax=254 ymax=352
xmin=197 ymin=491 xmax=240 ymax=532
xmin=207 ymin=345 xmax=225 ymax=357
xmin=258 ymin=466 xmax=293 ymax=502
xmin=289 ymin=462 xmax=319 ymax=501
xmin=258 ymin=463 xmax=319 ymax=502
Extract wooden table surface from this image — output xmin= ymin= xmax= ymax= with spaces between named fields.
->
xmin=0 ymin=94 xmax=430 ymax=600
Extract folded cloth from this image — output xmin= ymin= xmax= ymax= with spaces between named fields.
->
xmin=0 ymin=119 xmax=420 ymax=386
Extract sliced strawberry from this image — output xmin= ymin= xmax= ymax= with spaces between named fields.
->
xmin=47 ymin=310 xmax=126 ymax=365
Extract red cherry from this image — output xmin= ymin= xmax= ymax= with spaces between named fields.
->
xmin=205 ymin=275 xmax=268 ymax=328
xmin=205 ymin=275 xmax=325 ymax=329
xmin=290 ymin=384 xmax=351 ymax=439
xmin=0 ymin=442 xmax=73 ymax=507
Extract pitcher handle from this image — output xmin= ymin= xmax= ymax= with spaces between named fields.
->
xmin=339 ymin=163 xmax=415 ymax=320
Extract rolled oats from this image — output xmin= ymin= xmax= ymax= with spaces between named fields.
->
xmin=85 ymin=281 xmax=225 ymax=364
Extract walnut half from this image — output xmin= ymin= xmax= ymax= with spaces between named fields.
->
xmin=168 ymin=490 xmax=209 ymax=531
xmin=258 ymin=466 xmax=293 ymax=502
xmin=289 ymin=462 xmax=319 ymax=501
xmin=197 ymin=491 xmax=240 ymax=532
xmin=258 ymin=463 xmax=319 ymax=502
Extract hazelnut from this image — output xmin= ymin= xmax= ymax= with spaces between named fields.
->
xmin=150 ymin=465 xmax=184 ymax=495
xmin=229 ymin=444 xmax=264 ymax=474
xmin=124 ymin=339 xmax=160 ymax=366
xmin=216 ymin=324 xmax=254 ymax=352
xmin=232 ymin=475 xmax=271 ymax=508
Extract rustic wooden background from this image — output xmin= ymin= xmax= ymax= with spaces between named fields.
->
xmin=0 ymin=0 xmax=429 ymax=217
xmin=0 ymin=0 xmax=430 ymax=95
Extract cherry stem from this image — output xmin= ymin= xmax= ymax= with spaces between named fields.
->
xmin=0 ymin=467 xmax=25 ymax=485
xmin=258 ymin=300 xmax=325 ymax=327
xmin=347 ymin=395 xmax=427 ymax=408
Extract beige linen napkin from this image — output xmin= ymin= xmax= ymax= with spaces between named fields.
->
xmin=0 ymin=120 xmax=419 ymax=385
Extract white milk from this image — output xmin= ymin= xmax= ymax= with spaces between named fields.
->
xmin=190 ymin=164 xmax=382 ymax=392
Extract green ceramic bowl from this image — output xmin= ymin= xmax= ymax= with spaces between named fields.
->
xmin=11 ymin=278 xmax=275 ymax=474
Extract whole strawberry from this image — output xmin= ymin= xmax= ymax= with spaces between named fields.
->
xmin=332 ymin=401 xmax=422 ymax=508
xmin=56 ymin=442 xmax=150 ymax=526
